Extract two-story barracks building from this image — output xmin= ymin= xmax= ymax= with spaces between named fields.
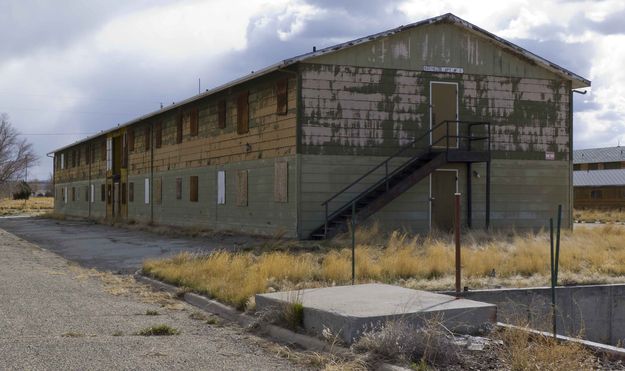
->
xmin=51 ymin=13 xmax=590 ymax=239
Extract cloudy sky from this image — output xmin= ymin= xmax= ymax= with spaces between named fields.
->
xmin=2 ymin=0 xmax=624 ymax=180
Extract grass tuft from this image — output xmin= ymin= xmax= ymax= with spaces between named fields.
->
xmin=137 ymin=324 xmax=179 ymax=336
xmin=145 ymin=309 xmax=159 ymax=316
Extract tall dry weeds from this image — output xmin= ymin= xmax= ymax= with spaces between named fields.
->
xmin=143 ymin=223 xmax=625 ymax=310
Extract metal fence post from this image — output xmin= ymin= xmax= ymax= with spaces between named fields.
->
xmin=455 ymin=192 xmax=462 ymax=294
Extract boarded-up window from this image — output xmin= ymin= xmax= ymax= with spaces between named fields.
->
xmin=121 ymin=182 xmax=127 ymax=204
xmin=274 ymin=160 xmax=288 ymax=202
xmin=190 ymin=176 xmax=198 ymax=202
xmin=144 ymin=126 xmax=151 ymax=151
xmin=236 ymin=170 xmax=248 ymax=206
xmin=128 ymin=128 xmax=135 ymax=151
xmin=121 ymin=133 xmax=128 ymax=168
xmin=155 ymin=177 xmax=162 ymax=204
xmin=106 ymin=137 xmax=112 ymax=171
xmin=144 ymin=178 xmax=150 ymax=204
xmin=217 ymin=170 xmax=225 ymax=204
xmin=276 ymin=78 xmax=288 ymax=115
xmin=218 ymin=100 xmax=226 ymax=129
xmin=237 ymin=92 xmax=249 ymax=134
xmin=190 ymin=108 xmax=198 ymax=136
xmin=591 ymin=190 xmax=602 ymax=199
xmin=175 ymin=177 xmax=182 ymax=200
xmin=155 ymin=122 xmax=162 ymax=148
xmin=176 ymin=113 xmax=183 ymax=144
xmin=101 ymin=141 xmax=106 ymax=161
xmin=128 ymin=182 xmax=134 ymax=202
xmin=101 ymin=184 xmax=105 ymax=202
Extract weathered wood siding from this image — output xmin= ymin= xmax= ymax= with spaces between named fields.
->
xmin=300 ymin=64 xmax=570 ymax=159
xmin=574 ymin=186 xmax=625 ymax=210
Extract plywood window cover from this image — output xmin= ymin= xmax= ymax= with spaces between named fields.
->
xmin=237 ymin=91 xmax=249 ymax=135
xmin=236 ymin=170 xmax=248 ymax=207
xmin=189 ymin=108 xmax=199 ymax=137
xmin=276 ymin=78 xmax=288 ymax=115
xmin=155 ymin=177 xmax=162 ymax=204
xmin=190 ymin=176 xmax=198 ymax=202
xmin=274 ymin=160 xmax=288 ymax=203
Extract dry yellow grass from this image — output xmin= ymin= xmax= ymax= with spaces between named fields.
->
xmin=0 ymin=197 xmax=53 ymax=216
xmin=143 ymin=224 xmax=625 ymax=310
xmin=574 ymin=208 xmax=625 ymax=223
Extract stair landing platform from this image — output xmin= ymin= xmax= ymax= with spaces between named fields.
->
xmin=255 ymin=283 xmax=497 ymax=344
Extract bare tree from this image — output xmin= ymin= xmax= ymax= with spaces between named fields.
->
xmin=0 ymin=113 xmax=38 ymax=183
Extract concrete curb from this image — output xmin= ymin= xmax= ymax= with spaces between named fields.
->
xmin=134 ymin=274 xmax=357 ymax=359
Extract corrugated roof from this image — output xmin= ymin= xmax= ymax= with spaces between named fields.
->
xmin=50 ymin=13 xmax=591 ymax=155
xmin=574 ymin=169 xmax=625 ymax=187
xmin=573 ymin=147 xmax=625 ymax=164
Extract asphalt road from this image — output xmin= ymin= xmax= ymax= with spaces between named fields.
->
xmin=0 ymin=227 xmax=304 ymax=370
xmin=0 ymin=217 xmax=254 ymax=273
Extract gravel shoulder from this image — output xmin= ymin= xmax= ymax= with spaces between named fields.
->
xmin=0 ymin=227 xmax=305 ymax=370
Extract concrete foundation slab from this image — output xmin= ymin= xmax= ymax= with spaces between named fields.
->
xmin=256 ymin=283 xmax=497 ymax=343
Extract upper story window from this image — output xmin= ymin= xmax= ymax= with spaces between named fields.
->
xmin=237 ymin=91 xmax=249 ymax=134
xmin=276 ymin=78 xmax=288 ymax=115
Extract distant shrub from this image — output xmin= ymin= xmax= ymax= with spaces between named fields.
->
xmin=12 ymin=181 xmax=31 ymax=200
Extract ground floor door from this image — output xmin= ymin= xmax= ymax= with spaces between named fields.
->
xmin=430 ymin=82 xmax=458 ymax=148
xmin=431 ymin=170 xmax=458 ymax=232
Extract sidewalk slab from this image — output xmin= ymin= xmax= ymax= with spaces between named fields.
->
xmin=256 ymin=283 xmax=497 ymax=343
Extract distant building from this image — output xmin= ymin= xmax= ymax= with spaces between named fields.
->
xmin=573 ymin=147 xmax=625 ymax=209
xmin=50 ymin=13 xmax=589 ymax=238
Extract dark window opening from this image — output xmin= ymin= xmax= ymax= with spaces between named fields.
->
xmin=573 ymin=164 xmax=581 ymax=171
xmin=176 ymin=177 xmax=182 ymax=200
xmin=176 ymin=114 xmax=183 ymax=144
xmin=591 ymin=190 xmax=602 ymax=199
xmin=144 ymin=126 xmax=151 ymax=151
xmin=71 ymin=187 xmax=76 ymax=202
xmin=190 ymin=176 xmax=198 ymax=202
xmin=129 ymin=182 xmax=134 ymax=203
xmin=121 ymin=182 xmax=127 ymax=204
xmin=218 ymin=100 xmax=226 ymax=129
xmin=588 ymin=163 xmax=599 ymax=170
xmin=107 ymin=184 xmax=112 ymax=205
xmin=128 ymin=128 xmax=135 ymax=151
xmin=101 ymin=184 xmax=105 ymax=202
xmin=101 ymin=141 xmax=106 ymax=160
xmin=155 ymin=122 xmax=162 ymax=148
xmin=604 ymin=162 xmax=621 ymax=170
xmin=84 ymin=186 xmax=89 ymax=202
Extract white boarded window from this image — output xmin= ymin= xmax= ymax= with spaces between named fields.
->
xmin=217 ymin=170 xmax=226 ymax=205
xmin=63 ymin=187 xmax=68 ymax=204
xmin=106 ymin=137 xmax=112 ymax=171
xmin=144 ymin=178 xmax=150 ymax=204
xmin=90 ymin=184 xmax=95 ymax=203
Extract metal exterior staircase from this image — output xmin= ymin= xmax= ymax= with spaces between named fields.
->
xmin=309 ymin=120 xmax=491 ymax=240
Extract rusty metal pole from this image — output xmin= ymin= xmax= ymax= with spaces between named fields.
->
xmin=455 ymin=192 xmax=461 ymax=294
